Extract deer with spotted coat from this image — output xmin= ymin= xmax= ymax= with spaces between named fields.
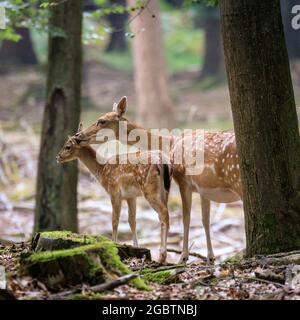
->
xmin=56 ymin=124 xmax=172 ymax=264
xmin=76 ymin=97 xmax=243 ymax=264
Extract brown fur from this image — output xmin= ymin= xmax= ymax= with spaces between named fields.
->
xmin=76 ymin=97 xmax=243 ymax=264
xmin=56 ymin=136 xmax=172 ymax=264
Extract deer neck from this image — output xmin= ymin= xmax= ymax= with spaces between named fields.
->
xmin=125 ymin=121 xmax=174 ymax=152
xmin=77 ymin=146 xmax=104 ymax=180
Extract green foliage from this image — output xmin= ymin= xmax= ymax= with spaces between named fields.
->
xmin=0 ymin=0 xmax=146 ymax=42
xmin=0 ymin=0 xmax=50 ymax=40
xmin=142 ymin=268 xmax=172 ymax=284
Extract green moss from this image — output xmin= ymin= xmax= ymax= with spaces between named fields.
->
xmin=26 ymin=244 xmax=103 ymax=263
xmin=22 ymin=243 xmax=105 ymax=285
xmin=223 ymin=251 xmax=245 ymax=264
xmin=223 ymin=257 xmax=242 ymax=264
xmin=31 ymin=231 xmax=150 ymax=290
xmin=142 ymin=269 xmax=172 ymax=284
xmin=99 ymin=239 xmax=150 ymax=291
xmin=39 ymin=231 xmax=108 ymax=245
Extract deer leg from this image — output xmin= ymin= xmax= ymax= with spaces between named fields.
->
xmin=127 ymin=198 xmax=138 ymax=247
xmin=111 ymin=196 xmax=122 ymax=243
xmin=178 ymin=182 xmax=192 ymax=264
xmin=144 ymin=193 xmax=169 ymax=264
xmin=200 ymin=195 xmax=215 ymax=264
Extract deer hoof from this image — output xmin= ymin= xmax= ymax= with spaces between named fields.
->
xmin=178 ymin=253 xmax=189 ymax=264
xmin=207 ymin=255 xmax=215 ymax=265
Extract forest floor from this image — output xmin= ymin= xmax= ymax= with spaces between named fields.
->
xmin=0 ymin=63 xmax=300 ymax=300
xmin=1 ymin=240 xmax=300 ymax=300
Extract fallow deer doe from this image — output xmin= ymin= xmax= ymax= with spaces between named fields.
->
xmin=56 ymin=124 xmax=172 ymax=264
xmin=76 ymin=97 xmax=243 ymax=264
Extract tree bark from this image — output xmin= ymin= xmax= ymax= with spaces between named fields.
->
xmin=280 ymin=0 xmax=300 ymax=60
xmin=0 ymin=27 xmax=37 ymax=68
xmin=34 ymin=0 xmax=83 ymax=232
xmin=199 ymin=8 xmax=224 ymax=80
xmin=127 ymin=0 xmax=174 ymax=129
xmin=105 ymin=0 xmax=128 ymax=52
xmin=219 ymin=0 xmax=300 ymax=256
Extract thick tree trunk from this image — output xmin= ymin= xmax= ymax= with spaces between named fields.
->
xmin=105 ymin=0 xmax=127 ymax=52
xmin=127 ymin=0 xmax=174 ymax=129
xmin=219 ymin=0 xmax=300 ymax=256
xmin=199 ymin=9 xmax=223 ymax=79
xmin=34 ymin=0 xmax=83 ymax=232
xmin=280 ymin=0 xmax=300 ymax=60
xmin=0 ymin=27 xmax=37 ymax=67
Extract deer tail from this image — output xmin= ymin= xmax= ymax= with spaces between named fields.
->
xmin=156 ymin=163 xmax=173 ymax=195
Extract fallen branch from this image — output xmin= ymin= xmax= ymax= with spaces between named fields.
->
xmin=167 ymin=248 xmax=207 ymax=261
xmin=131 ymin=263 xmax=185 ymax=272
xmin=236 ymin=276 xmax=285 ymax=288
xmin=49 ymin=274 xmax=140 ymax=300
xmin=256 ymin=250 xmax=300 ymax=259
xmin=254 ymin=270 xmax=285 ymax=284
xmin=163 ymin=269 xmax=185 ymax=285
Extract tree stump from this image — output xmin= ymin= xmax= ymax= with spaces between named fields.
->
xmin=20 ymin=231 xmax=150 ymax=290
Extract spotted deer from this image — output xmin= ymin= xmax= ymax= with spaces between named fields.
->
xmin=56 ymin=124 xmax=172 ymax=264
xmin=76 ymin=97 xmax=243 ymax=264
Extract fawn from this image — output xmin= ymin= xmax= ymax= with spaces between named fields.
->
xmin=56 ymin=125 xmax=172 ymax=264
xmin=76 ymin=97 xmax=243 ymax=264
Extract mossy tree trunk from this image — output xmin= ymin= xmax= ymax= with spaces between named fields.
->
xmin=34 ymin=0 xmax=83 ymax=232
xmin=219 ymin=0 xmax=300 ymax=256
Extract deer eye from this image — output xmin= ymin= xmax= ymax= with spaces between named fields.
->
xmin=66 ymin=146 xmax=71 ymax=150
xmin=97 ymin=119 xmax=106 ymax=126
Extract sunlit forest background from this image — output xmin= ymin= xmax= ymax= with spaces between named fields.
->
xmin=0 ymin=0 xmax=299 ymax=262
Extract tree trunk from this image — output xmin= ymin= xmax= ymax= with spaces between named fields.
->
xmin=127 ymin=0 xmax=174 ymax=129
xmin=0 ymin=27 xmax=37 ymax=68
xmin=280 ymin=0 xmax=300 ymax=60
xmin=219 ymin=0 xmax=300 ymax=257
xmin=105 ymin=0 xmax=127 ymax=52
xmin=199 ymin=8 xmax=223 ymax=79
xmin=34 ymin=0 xmax=83 ymax=232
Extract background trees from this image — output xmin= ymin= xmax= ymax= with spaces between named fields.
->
xmin=127 ymin=0 xmax=174 ymax=129
xmin=105 ymin=0 xmax=128 ymax=52
xmin=0 ymin=0 xmax=300 ymax=259
xmin=34 ymin=0 xmax=83 ymax=232
xmin=219 ymin=0 xmax=300 ymax=256
xmin=196 ymin=5 xmax=223 ymax=80
xmin=0 ymin=27 xmax=37 ymax=69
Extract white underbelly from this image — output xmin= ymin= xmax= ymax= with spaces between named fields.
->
xmin=192 ymin=184 xmax=240 ymax=203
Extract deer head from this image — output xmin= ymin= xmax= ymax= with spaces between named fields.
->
xmin=75 ymin=96 xmax=128 ymax=145
xmin=56 ymin=123 xmax=83 ymax=163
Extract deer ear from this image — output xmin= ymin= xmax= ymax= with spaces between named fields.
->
xmin=112 ymin=102 xmax=118 ymax=113
xmin=114 ymin=96 xmax=127 ymax=117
